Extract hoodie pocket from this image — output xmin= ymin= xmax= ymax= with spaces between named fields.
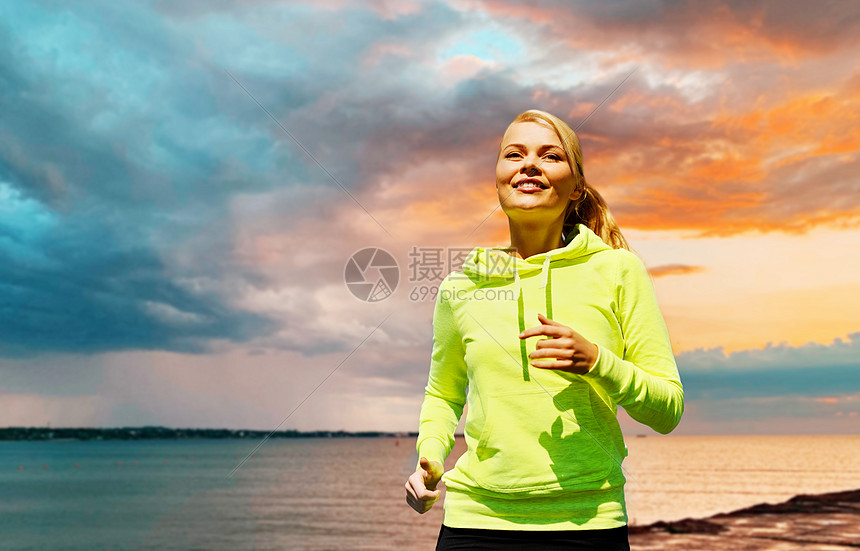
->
xmin=471 ymin=384 xmax=616 ymax=493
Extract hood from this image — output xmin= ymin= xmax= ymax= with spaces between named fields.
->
xmin=461 ymin=223 xmax=612 ymax=292
xmin=460 ymin=223 xmax=613 ymax=381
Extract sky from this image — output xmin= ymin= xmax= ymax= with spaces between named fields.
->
xmin=1 ymin=0 xmax=858 ymax=435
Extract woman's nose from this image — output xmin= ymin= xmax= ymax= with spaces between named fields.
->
xmin=521 ymin=154 xmax=541 ymax=173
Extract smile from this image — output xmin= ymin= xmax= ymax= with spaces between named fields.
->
xmin=514 ymin=178 xmax=549 ymax=192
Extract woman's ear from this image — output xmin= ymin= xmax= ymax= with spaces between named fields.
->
xmin=569 ymin=187 xmax=583 ymax=202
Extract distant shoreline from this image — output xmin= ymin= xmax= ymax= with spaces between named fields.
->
xmin=0 ymin=427 xmax=421 ymax=441
xmin=3 ymin=428 xmax=853 ymax=442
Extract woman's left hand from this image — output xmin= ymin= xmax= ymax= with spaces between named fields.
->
xmin=519 ymin=313 xmax=599 ymax=375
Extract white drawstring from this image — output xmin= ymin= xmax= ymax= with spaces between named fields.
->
xmin=489 ymin=249 xmax=551 ymax=298
xmin=538 ymin=252 xmax=552 ymax=289
xmin=512 ymin=267 xmax=521 ymax=301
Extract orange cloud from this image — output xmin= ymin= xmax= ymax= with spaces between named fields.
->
xmin=812 ymin=395 xmax=860 ymax=404
xmin=582 ymin=80 xmax=860 ymax=236
xmin=648 ymin=264 xmax=705 ymax=278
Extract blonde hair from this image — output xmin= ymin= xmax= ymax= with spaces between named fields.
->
xmin=501 ymin=109 xmax=630 ymax=251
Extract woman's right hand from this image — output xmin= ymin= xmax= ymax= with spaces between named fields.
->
xmin=405 ymin=457 xmax=444 ymax=514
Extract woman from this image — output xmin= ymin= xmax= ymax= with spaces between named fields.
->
xmin=405 ymin=109 xmax=684 ymax=550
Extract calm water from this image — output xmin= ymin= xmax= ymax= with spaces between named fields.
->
xmin=1 ymin=435 xmax=858 ymax=550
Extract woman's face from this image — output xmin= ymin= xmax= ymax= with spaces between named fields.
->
xmin=496 ymin=121 xmax=581 ymax=224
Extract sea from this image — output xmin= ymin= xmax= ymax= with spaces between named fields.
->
xmin=1 ymin=434 xmax=858 ymax=550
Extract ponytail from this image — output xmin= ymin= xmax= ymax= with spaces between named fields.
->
xmin=563 ymin=182 xmax=629 ymax=250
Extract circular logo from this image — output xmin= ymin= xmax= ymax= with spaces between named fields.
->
xmin=344 ymin=247 xmax=399 ymax=302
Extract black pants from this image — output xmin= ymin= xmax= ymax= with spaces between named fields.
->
xmin=436 ymin=524 xmax=630 ymax=551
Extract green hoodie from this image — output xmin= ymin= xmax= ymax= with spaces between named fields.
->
xmin=416 ymin=223 xmax=684 ymax=530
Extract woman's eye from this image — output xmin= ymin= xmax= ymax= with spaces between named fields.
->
xmin=504 ymin=152 xmax=561 ymax=160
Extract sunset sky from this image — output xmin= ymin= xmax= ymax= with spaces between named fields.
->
xmin=1 ymin=0 xmax=858 ymax=435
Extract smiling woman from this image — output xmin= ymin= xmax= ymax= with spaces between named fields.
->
xmin=405 ymin=109 xmax=684 ymax=550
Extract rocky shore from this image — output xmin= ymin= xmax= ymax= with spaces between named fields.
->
xmin=629 ymin=488 xmax=860 ymax=549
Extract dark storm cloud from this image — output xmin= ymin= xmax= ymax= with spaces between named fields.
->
xmin=0 ymin=214 xmax=276 ymax=357
xmin=0 ymin=1 xmax=312 ymax=356
xmin=0 ymin=0 xmax=468 ymax=357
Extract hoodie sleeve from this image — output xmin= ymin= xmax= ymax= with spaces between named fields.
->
xmin=582 ymin=249 xmax=684 ymax=434
xmin=415 ymin=276 xmax=469 ymax=468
